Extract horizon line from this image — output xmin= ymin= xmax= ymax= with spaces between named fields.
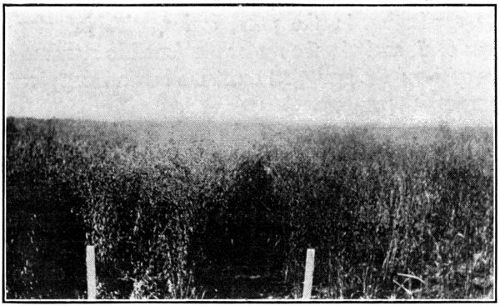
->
xmin=6 ymin=115 xmax=495 ymax=129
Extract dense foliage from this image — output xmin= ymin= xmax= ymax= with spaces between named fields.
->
xmin=6 ymin=117 xmax=494 ymax=299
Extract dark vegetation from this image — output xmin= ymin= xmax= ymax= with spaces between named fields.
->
xmin=6 ymin=117 xmax=494 ymax=299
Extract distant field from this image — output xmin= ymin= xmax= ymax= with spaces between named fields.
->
xmin=6 ymin=117 xmax=494 ymax=299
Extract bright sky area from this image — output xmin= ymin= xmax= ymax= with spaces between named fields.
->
xmin=5 ymin=6 xmax=495 ymax=126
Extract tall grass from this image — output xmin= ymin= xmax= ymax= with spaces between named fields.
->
xmin=6 ymin=118 xmax=493 ymax=299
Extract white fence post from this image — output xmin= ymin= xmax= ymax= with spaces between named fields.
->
xmin=86 ymin=245 xmax=97 ymax=300
xmin=302 ymin=248 xmax=315 ymax=299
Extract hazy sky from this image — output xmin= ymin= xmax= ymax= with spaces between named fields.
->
xmin=5 ymin=6 xmax=495 ymax=125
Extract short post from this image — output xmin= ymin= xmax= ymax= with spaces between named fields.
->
xmin=86 ymin=245 xmax=97 ymax=300
xmin=302 ymin=248 xmax=315 ymax=299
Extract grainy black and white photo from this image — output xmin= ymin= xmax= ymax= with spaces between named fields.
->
xmin=4 ymin=3 xmax=495 ymax=301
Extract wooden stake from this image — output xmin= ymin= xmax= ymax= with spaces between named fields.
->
xmin=302 ymin=248 xmax=315 ymax=299
xmin=86 ymin=245 xmax=96 ymax=300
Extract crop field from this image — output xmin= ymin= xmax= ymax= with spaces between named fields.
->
xmin=5 ymin=117 xmax=494 ymax=299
